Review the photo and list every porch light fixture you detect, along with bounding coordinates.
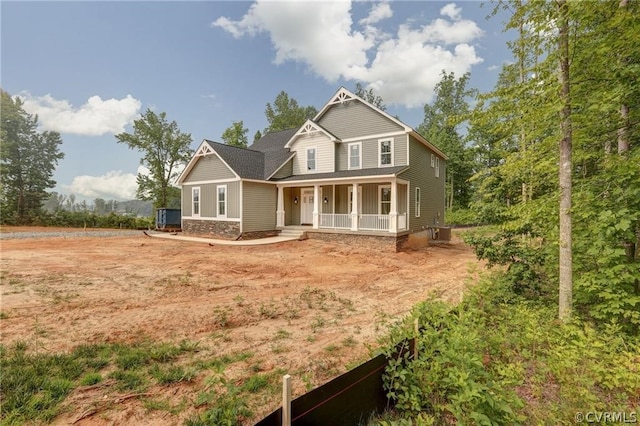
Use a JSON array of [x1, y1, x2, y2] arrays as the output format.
[[294, 196, 298, 204], [323, 196, 328, 204]]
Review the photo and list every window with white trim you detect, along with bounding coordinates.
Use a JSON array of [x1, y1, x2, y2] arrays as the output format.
[[415, 187, 421, 218], [192, 187, 200, 217], [431, 154, 435, 168], [435, 157, 440, 178], [348, 142, 361, 169], [379, 139, 393, 167], [380, 185, 391, 215], [217, 185, 227, 218], [306, 148, 316, 172]]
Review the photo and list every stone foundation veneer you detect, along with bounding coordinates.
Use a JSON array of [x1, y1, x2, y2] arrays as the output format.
[[238, 230, 280, 240], [306, 232, 409, 253], [183, 219, 241, 240]]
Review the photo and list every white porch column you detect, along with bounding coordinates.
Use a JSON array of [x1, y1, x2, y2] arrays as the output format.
[[389, 180, 398, 233], [351, 183, 359, 231], [276, 185, 285, 227], [312, 184, 320, 229]]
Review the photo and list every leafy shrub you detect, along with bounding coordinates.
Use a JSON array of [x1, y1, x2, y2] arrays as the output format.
[[380, 277, 640, 425]]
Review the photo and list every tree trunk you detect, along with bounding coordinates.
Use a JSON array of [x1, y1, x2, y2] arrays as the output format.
[[557, 0, 573, 322], [618, 104, 630, 153]]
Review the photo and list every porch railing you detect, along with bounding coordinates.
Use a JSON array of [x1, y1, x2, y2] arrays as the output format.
[[359, 214, 389, 231], [319, 213, 408, 232], [320, 213, 351, 229]]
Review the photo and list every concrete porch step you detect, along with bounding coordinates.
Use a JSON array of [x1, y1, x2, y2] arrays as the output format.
[[278, 229, 306, 239]]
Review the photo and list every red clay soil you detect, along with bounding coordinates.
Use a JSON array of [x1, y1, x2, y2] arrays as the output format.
[[0, 227, 483, 425]]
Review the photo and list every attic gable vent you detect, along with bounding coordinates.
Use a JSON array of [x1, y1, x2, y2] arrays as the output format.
[[330, 90, 355, 105], [299, 122, 320, 135], [196, 144, 213, 156]]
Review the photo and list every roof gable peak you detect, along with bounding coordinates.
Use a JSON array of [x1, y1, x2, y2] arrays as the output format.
[[284, 119, 339, 148]]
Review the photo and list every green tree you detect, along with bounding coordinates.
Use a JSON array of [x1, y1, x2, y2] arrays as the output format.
[[264, 91, 317, 133], [467, 0, 639, 330], [221, 120, 248, 148], [253, 130, 263, 143], [116, 109, 193, 209], [354, 82, 386, 111], [417, 71, 476, 210], [0, 90, 64, 224]]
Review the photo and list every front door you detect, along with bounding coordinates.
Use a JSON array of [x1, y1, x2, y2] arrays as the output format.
[[300, 189, 314, 225]]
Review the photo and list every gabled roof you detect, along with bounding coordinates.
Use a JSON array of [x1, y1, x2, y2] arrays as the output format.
[[314, 87, 449, 160], [177, 140, 240, 184], [249, 128, 297, 179], [206, 140, 265, 180], [284, 120, 340, 148]]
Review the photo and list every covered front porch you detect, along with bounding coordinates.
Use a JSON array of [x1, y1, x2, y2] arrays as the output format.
[[276, 179, 408, 233]]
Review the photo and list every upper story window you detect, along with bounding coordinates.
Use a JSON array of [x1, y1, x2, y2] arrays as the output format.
[[217, 185, 227, 218], [307, 147, 316, 172], [348, 142, 361, 170], [435, 157, 440, 178], [192, 187, 200, 217], [431, 154, 435, 168], [379, 139, 393, 167]]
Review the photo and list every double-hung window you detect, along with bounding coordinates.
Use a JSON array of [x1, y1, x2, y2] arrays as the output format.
[[217, 185, 227, 218], [192, 187, 200, 217], [306, 148, 316, 172], [435, 157, 440, 178], [415, 187, 421, 217], [379, 139, 393, 166], [348, 142, 361, 169]]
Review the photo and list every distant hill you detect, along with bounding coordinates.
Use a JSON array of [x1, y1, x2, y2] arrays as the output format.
[[116, 200, 154, 217]]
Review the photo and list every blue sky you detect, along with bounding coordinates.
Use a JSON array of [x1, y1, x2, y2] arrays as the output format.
[[2, 1, 514, 202]]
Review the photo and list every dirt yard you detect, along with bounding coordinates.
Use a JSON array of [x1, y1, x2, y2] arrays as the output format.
[[0, 227, 483, 425]]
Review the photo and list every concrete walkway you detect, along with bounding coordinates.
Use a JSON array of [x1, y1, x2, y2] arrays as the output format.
[[145, 231, 301, 246]]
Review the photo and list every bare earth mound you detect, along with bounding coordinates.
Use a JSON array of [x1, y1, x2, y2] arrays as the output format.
[[0, 228, 482, 425]]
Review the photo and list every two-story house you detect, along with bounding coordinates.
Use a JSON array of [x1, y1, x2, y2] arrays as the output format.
[[177, 87, 447, 251]]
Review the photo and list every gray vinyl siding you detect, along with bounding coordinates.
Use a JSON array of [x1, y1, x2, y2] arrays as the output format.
[[182, 154, 236, 183], [335, 134, 407, 171], [320, 185, 333, 214], [398, 184, 407, 215], [361, 184, 378, 214], [271, 158, 293, 179], [182, 186, 193, 216], [291, 134, 334, 175], [284, 187, 300, 225], [242, 181, 277, 232], [318, 101, 404, 140], [399, 135, 446, 232], [335, 185, 349, 214], [182, 181, 240, 219]]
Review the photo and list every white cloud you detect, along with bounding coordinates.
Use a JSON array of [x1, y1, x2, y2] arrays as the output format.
[[440, 3, 462, 21], [18, 92, 141, 136], [66, 163, 185, 201], [213, 1, 483, 107], [66, 168, 142, 200], [359, 2, 392, 26]]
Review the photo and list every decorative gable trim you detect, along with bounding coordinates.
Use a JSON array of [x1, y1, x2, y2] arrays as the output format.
[[314, 87, 411, 133], [177, 140, 240, 185], [195, 142, 214, 156], [284, 119, 339, 148]]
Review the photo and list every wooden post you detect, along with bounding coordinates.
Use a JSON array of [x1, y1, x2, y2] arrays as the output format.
[[413, 318, 419, 360], [282, 374, 291, 426]]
